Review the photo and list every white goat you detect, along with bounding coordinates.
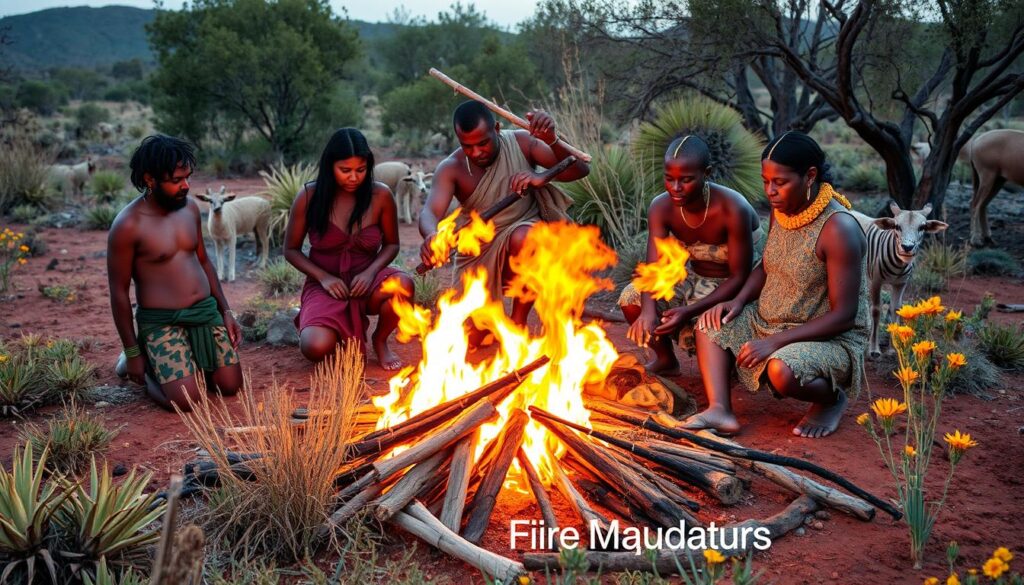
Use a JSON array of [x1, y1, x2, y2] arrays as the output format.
[[49, 158, 96, 196], [374, 161, 432, 225], [196, 186, 271, 282], [850, 202, 948, 359]]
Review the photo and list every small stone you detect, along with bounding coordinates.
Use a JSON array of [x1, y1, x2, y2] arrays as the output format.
[[60, 249, 68, 254], [94, 401, 110, 408], [804, 515, 815, 525], [10, 323, 20, 328], [814, 510, 831, 520], [112, 464, 128, 477], [831, 572, 839, 579], [812, 521, 824, 530], [46, 258, 58, 270], [795, 527, 806, 536], [265, 309, 300, 346]]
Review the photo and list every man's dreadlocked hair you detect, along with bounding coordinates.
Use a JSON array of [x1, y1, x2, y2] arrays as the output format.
[[129, 134, 197, 192]]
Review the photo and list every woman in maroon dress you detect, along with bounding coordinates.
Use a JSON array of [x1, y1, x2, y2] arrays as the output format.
[[284, 128, 414, 369]]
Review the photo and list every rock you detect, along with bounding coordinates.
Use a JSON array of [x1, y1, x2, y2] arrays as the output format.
[[804, 515, 814, 525], [112, 464, 128, 477], [94, 401, 111, 408], [814, 510, 831, 521], [795, 527, 806, 537], [10, 323, 20, 328], [265, 308, 300, 346], [46, 258, 58, 270], [811, 521, 824, 530], [114, 352, 127, 377]]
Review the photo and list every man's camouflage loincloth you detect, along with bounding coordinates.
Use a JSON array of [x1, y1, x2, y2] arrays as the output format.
[[141, 324, 238, 384]]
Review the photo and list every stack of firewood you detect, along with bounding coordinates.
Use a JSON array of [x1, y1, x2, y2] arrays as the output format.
[[181, 355, 900, 582]]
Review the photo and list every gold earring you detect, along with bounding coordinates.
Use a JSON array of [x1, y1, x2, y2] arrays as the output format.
[[806, 183, 812, 202], [703, 181, 710, 203]]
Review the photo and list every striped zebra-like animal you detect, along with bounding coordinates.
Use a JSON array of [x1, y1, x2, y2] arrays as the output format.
[[850, 202, 948, 359]]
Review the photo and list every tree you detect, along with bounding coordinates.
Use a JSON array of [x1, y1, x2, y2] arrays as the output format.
[[16, 80, 64, 115], [713, 0, 1024, 212], [111, 59, 145, 81], [148, 0, 361, 161]]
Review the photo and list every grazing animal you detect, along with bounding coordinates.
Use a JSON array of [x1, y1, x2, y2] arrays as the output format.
[[850, 202, 948, 359], [196, 186, 271, 282], [49, 158, 96, 196], [967, 129, 1024, 247], [374, 161, 433, 225]]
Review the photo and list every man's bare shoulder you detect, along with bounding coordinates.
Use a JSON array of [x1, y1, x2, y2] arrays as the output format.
[[109, 196, 144, 239], [435, 152, 463, 176]]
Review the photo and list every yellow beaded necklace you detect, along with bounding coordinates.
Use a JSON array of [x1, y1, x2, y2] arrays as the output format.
[[774, 182, 852, 230]]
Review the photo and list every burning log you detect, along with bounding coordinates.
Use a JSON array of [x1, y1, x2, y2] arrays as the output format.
[[392, 501, 526, 582], [644, 439, 737, 474], [532, 406, 740, 508], [439, 430, 479, 532], [350, 356, 549, 458], [522, 496, 819, 573], [320, 399, 499, 540], [563, 458, 653, 525], [693, 431, 875, 521], [600, 449, 703, 512], [549, 453, 611, 532], [516, 448, 559, 537], [462, 409, 529, 543], [532, 409, 701, 529], [588, 404, 902, 520], [374, 448, 453, 521]]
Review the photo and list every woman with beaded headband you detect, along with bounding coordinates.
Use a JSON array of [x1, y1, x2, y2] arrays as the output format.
[[620, 134, 762, 374], [689, 131, 868, 438]]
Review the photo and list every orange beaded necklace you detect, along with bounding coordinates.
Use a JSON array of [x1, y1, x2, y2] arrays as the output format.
[[774, 182, 852, 230]]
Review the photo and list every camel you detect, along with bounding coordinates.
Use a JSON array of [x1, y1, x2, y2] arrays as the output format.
[[967, 129, 1024, 247]]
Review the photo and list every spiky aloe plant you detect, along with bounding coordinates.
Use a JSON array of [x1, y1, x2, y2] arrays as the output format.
[[260, 161, 317, 244], [632, 95, 766, 204], [0, 443, 74, 584], [81, 556, 145, 585], [56, 458, 165, 575]]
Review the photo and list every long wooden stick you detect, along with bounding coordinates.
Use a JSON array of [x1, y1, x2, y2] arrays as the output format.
[[439, 430, 479, 532], [393, 501, 526, 582], [429, 67, 592, 163], [517, 448, 559, 538], [374, 448, 452, 521], [549, 451, 610, 533], [583, 403, 902, 520], [462, 409, 529, 543], [149, 474, 183, 585]]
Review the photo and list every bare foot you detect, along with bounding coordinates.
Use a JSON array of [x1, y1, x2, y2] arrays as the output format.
[[681, 407, 741, 436], [373, 332, 403, 372], [644, 353, 681, 377], [793, 391, 848, 438]]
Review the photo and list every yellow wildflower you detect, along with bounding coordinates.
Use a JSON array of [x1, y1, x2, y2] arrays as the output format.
[[945, 310, 962, 322], [856, 412, 870, 426], [946, 574, 960, 585], [18, 244, 29, 252], [518, 577, 531, 585], [946, 353, 967, 370], [894, 325, 915, 343], [897, 304, 921, 320], [923, 578, 939, 585], [0, 354, 7, 363], [703, 549, 725, 565], [918, 296, 946, 315], [17, 258, 27, 265], [968, 569, 977, 576], [944, 430, 978, 450], [983, 557, 1008, 579], [912, 340, 936, 359], [905, 445, 917, 457], [993, 547, 1013, 562], [871, 398, 908, 419], [894, 366, 920, 387]]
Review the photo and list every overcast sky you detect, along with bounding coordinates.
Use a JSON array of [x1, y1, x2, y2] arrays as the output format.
[[2, 0, 538, 28]]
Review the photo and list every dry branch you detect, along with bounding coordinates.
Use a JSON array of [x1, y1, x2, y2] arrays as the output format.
[[517, 448, 559, 537], [462, 409, 529, 543], [439, 430, 479, 532], [550, 453, 611, 533], [374, 448, 452, 521]]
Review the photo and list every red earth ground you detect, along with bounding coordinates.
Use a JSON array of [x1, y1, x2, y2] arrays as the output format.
[[1, 174, 1022, 584]]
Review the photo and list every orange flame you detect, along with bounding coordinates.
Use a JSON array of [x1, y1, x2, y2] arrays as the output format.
[[426, 209, 497, 267], [375, 222, 618, 484], [631, 237, 690, 301]]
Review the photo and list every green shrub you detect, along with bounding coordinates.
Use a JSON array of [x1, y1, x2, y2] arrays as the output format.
[[127, 125, 146, 140], [976, 322, 1024, 371], [633, 95, 766, 204], [608, 232, 648, 290], [260, 162, 316, 244], [90, 170, 125, 202], [0, 351, 46, 417], [912, 268, 947, 294], [239, 297, 284, 342], [41, 284, 78, 303], [967, 248, 1020, 276], [22, 401, 119, 475], [0, 137, 56, 211], [841, 163, 887, 192], [16, 80, 65, 115], [257, 258, 304, 297], [44, 354, 96, 402], [10, 204, 37, 224], [75, 102, 110, 137], [912, 241, 967, 292], [85, 204, 119, 230], [413, 270, 444, 308]]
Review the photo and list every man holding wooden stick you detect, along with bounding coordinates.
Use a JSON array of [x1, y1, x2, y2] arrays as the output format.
[[419, 99, 590, 327]]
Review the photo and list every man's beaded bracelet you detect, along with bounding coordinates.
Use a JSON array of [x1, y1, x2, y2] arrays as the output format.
[[124, 345, 141, 358]]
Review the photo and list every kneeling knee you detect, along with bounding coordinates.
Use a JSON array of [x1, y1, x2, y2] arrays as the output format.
[[301, 340, 333, 362], [765, 359, 796, 396]]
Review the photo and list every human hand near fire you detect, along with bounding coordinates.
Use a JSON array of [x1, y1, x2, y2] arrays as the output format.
[[654, 306, 690, 336], [319, 274, 349, 300], [735, 337, 782, 369], [349, 270, 375, 297], [697, 300, 743, 332], [627, 309, 658, 348]]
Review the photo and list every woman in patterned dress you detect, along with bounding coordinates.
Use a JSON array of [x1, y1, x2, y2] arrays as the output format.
[[687, 132, 868, 438]]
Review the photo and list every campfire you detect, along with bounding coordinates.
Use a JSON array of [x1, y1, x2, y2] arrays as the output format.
[[188, 222, 898, 581]]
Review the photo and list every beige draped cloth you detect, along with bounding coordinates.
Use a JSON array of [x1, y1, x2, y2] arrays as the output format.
[[454, 130, 573, 299]]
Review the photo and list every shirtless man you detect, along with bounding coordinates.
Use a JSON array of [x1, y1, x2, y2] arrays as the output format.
[[418, 100, 590, 325], [108, 135, 243, 412]]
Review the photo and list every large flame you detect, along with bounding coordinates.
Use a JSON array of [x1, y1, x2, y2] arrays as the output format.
[[631, 237, 690, 301], [424, 208, 497, 268], [375, 222, 619, 483]]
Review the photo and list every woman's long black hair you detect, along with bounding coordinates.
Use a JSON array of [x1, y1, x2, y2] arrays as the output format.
[[306, 128, 375, 236], [761, 131, 835, 184]]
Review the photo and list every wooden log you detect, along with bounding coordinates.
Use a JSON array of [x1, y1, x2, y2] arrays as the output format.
[[587, 403, 901, 520], [462, 409, 529, 543], [522, 496, 819, 573], [549, 454, 611, 533], [393, 501, 526, 582], [351, 356, 549, 457], [601, 448, 702, 512], [321, 399, 498, 539], [644, 440, 738, 473], [439, 430, 478, 532], [533, 406, 732, 510], [694, 431, 875, 521], [374, 448, 452, 521], [563, 458, 652, 525], [533, 411, 701, 529], [516, 448, 559, 537]]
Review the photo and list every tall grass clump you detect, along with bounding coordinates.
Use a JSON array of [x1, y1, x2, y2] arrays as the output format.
[[976, 322, 1024, 371], [913, 241, 967, 293], [85, 204, 120, 230], [90, 171, 125, 202], [633, 95, 765, 204], [21, 401, 119, 475], [180, 343, 365, 562], [257, 258, 304, 297], [260, 162, 316, 245], [0, 136, 56, 212], [967, 248, 1020, 276]]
